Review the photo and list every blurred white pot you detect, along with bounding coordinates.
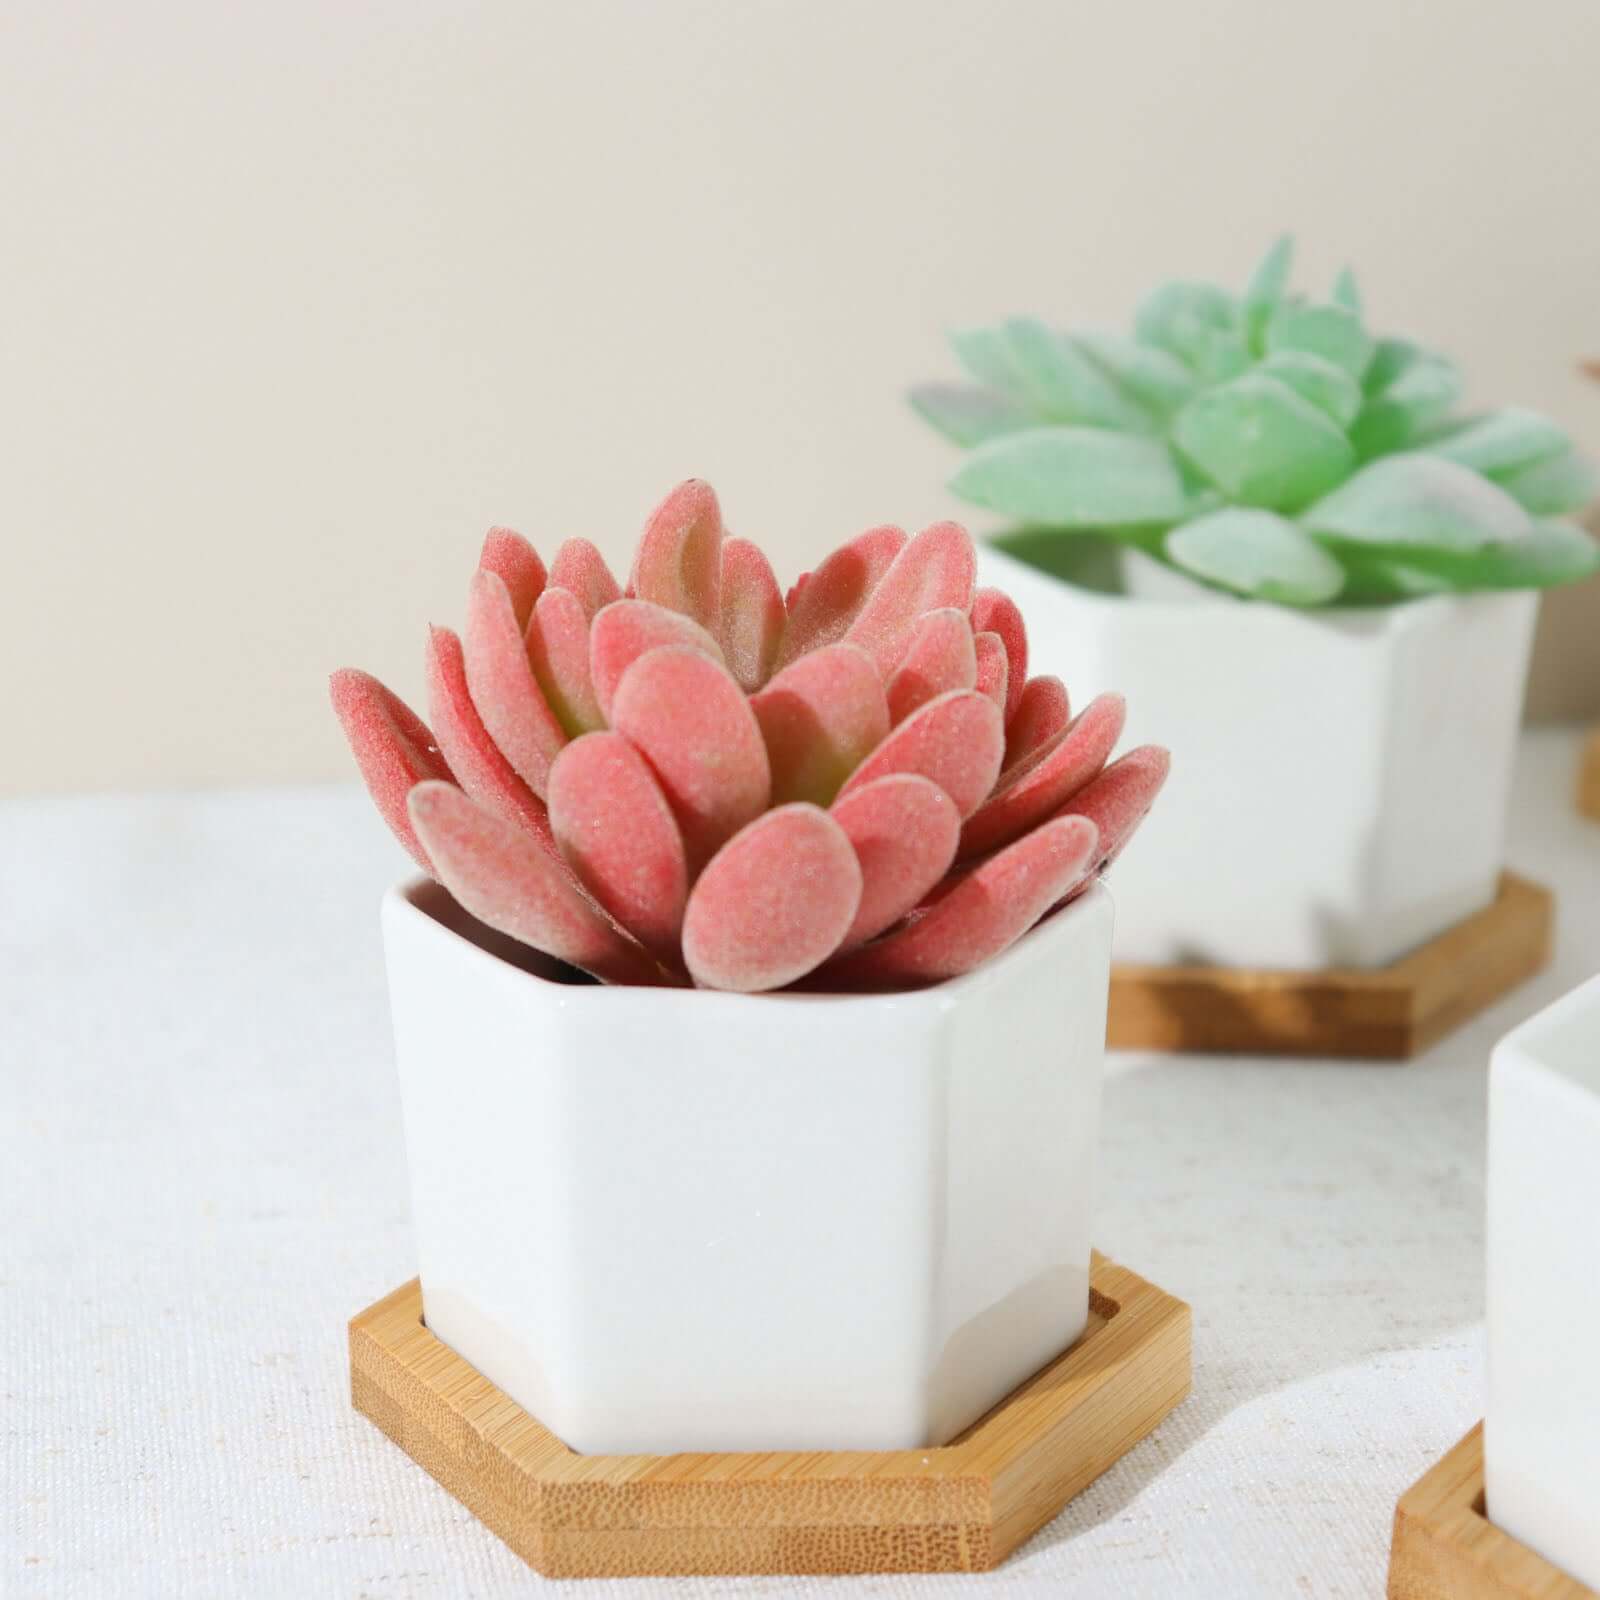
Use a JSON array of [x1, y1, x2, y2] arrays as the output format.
[[1486, 973, 1600, 1590], [979, 539, 1537, 971], [382, 876, 1114, 1456]]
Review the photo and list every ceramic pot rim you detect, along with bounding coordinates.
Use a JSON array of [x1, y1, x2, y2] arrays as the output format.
[[385, 873, 1112, 1017]]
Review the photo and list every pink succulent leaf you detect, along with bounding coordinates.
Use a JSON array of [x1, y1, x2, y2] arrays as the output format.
[[970, 587, 1028, 727], [526, 586, 605, 736], [425, 624, 561, 850], [843, 521, 978, 677], [589, 598, 727, 723], [750, 642, 890, 807], [775, 524, 908, 668], [972, 630, 1009, 714], [478, 526, 546, 628], [1004, 675, 1071, 773], [610, 645, 772, 874], [547, 537, 622, 622], [329, 669, 453, 875], [835, 688, 1004, 820], [628, 478, 723, 631], [1052, 744, 1171, 873], [407, 781, 672, 986], [718, 537, 786, 691], [463, 571, 568, 799], [816, 814, 1100, 991], [884, 608, 978, 725], [546, 731, 689, 956], [959, 692, 1127, 861], [830, 774, 960, 950], [339, 482, 1162, 995], [681, 803, 862, 991]]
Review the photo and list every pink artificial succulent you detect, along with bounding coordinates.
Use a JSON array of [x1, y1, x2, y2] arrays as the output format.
[[332, 480, 1169, 993]]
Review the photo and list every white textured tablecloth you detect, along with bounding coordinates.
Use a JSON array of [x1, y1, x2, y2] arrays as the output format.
[[5, 730, 1598, 1599]]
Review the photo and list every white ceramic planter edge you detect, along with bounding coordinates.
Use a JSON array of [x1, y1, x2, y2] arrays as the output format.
[[978, 540, 1536, 970], [1485, 971, 1600, 1592], [382, 876, 1116, 1455]]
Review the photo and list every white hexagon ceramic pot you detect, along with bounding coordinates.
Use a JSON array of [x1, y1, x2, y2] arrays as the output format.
[[382, 876, 1115, 1455], [978, 542, 1536, 971]]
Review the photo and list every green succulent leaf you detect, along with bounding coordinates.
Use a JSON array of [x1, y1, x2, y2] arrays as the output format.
[[1302, 453, 1532, 551], [947, 326, 1036, 409], [1331, 266, 1361, 315], [1190, 325, 1253, 384], [1388, 519, 1600, 591], [908, 383, 1036, 448], [913, 237, 1600, 607], [1166, 507, 1345, 605], [1075, 333, 1197, 419], [1389, 355, 1462, 412], [1349, 355, 1463, 458], [1347, 401, 1414, 460], [1264, 302, 1373, 381], [1332, 551, 1454, 604], [1491, 447, 1600, 516], [999, 318, 1154, 431], [1383, 350, 1461, 411], [949, 426, 1190, 528], [1173, 374, 1355, 510], [1244, 235, 1294, 312], [1256, 351, 1363, 427], [1243, 235, 1294, 351], [1363, 338, 1421, 395], [1134, 280, 1239, 369], [1421, 407, 1571, 476]]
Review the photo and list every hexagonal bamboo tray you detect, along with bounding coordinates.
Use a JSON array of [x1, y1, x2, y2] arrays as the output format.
[[349, 1252, 1190, 1577], [1107, 873, 1552, 1058], [1387, 1422, 1596, 1599]]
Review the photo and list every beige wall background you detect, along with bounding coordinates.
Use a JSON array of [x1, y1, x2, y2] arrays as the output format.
[[3, 0, 1598, 795]]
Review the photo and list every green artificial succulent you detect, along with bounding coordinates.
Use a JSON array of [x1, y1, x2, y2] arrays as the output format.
[[911, 238, 1600, 606]]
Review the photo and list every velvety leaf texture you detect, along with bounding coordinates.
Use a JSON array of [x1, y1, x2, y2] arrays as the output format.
[[951, 427, 1190, 528], [1166, 509, 1346, 605], [335, 484, 1169, 991], [909, 383, 1036, 448], [1303, 455, 1531, 551], [1174, 374, 1354, 511], [1492, 450, 1600, 517], [910, 237, 1596, 607]]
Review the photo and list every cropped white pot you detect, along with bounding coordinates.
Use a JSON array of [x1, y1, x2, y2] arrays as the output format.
[[978, 541, 1537, 970], [382, 877, 1115, 1456], [1486, 972, 1600, 1591]]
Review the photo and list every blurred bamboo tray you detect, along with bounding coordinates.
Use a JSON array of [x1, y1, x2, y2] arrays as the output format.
[[1387, 1422, 1595, 1599], [349, 1253, 1190, 1578], [1579, 729, 1600, 821], [1107, 873, 1552, 1059]]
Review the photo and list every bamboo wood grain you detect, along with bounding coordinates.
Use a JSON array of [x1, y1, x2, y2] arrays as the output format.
[[1388, 1422, 1596, 1600], [1107, 873, 1552, 1059], [349, 1253, 1191, 1577], [1579, 731, 1600, 822]]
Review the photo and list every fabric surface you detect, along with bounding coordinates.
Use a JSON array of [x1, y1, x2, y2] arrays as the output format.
[[4, 730, 1597, 1599]]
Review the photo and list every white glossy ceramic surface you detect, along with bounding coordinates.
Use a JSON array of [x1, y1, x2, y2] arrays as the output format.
[[381, 878, 1115, 1456], [979, 542, 1537, 970], [1485, 972, 1600, 1591]]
